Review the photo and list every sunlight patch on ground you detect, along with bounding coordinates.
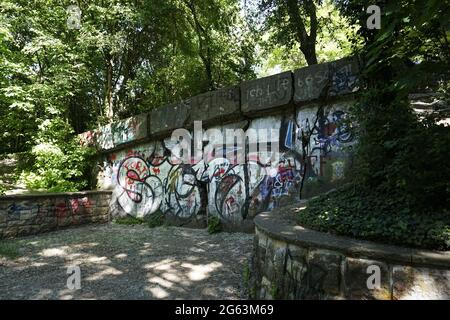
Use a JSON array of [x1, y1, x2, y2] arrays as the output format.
[[189, 247, 205, 253], [85, 267, 123, 281], [143, 258, 176, 271], [33, 289, 53, 299], [86, 256, 110, 263], [40, 247, 68, 257], [148, 276, 174, 288], [181, 262, 223, 281], [71, 243, 99, 249], [146, 286, 170, 299], [162, 272, 181, 282]]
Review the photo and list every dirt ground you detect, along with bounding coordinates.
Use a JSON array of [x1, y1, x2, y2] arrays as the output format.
[[0, 224, 253, 300]]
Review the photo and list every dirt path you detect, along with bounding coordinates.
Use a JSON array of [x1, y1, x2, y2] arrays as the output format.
[[0, 224, 253, 300]]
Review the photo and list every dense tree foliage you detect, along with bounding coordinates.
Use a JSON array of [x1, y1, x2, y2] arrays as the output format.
[[247, 0, 359, 71], [339, 0, 449, 210], [0, 0, 257, 154]]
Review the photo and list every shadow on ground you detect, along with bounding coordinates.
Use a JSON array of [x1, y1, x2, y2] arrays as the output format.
[[0, 224, 253, 299]]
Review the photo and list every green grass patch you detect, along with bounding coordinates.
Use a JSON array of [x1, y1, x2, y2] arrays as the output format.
[[0, 240, 21, 259], [113, 216, 145, 225], [297, 184, 450, 251]]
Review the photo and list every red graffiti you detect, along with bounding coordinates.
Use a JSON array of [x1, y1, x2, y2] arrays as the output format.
[[81, 197, 92, 211], [55, 202, 68, 219], [70, 199, 80, 214], [213, 168, 226, 177]]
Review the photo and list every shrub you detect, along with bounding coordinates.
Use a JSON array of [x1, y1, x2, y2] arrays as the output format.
[[144, 211, 166, 228], [299, 80, 450, 251], [18, 119, 96, 192], [207, 216, 222, 234], [349, 86, 450, 215]]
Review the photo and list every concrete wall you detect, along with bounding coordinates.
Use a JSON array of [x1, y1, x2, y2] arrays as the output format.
[[0, 191, 111, 239], [250, 210, 450, 300], [80, 57, 361, 228]]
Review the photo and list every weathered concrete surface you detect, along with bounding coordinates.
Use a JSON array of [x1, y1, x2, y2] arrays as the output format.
[[149, 100, 191, 136], [241, 72, 293, 114], [81, 113, 148, 151], [294, 63, 329, 103], [111, 113, 148, 146], [190, 86, 240, 125], [0, 224, 252, 300]]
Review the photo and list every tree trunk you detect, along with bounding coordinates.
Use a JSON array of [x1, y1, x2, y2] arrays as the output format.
[[286, 0, 318, 66], [302, 44, 318, 65], [185, 0, 215, 90], [105, 56, 114, 121]]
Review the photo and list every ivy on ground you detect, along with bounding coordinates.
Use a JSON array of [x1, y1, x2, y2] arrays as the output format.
[[298, 184, 450, 250]]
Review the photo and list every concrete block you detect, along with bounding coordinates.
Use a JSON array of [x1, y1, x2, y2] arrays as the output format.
[[190, 86, 240, 125], [329, 57, 360, 96], [294, 62, 330, 103], [149, 100, 191, 136], [241, 72, 293, 114]]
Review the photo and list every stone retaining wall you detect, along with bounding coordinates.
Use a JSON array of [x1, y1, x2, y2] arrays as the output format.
[[0, 191, 112, 239], [249, 210, 450, 300]]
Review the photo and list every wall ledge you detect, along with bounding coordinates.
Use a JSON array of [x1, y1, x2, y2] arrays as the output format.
[[254, 209, 450, 269], [0, 190, 112, 201]]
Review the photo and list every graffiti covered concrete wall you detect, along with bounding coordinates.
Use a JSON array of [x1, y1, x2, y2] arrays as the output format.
[[81, 57, 360, 229]]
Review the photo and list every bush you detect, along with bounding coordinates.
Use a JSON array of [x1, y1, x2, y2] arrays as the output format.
[[207, 216, 222, 234], [18, 119, 96, 192], [349, 86, 450, 215], [298, 81, 449, 251], [144, 211, 166, 228], [297, 184, 450, 250]]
